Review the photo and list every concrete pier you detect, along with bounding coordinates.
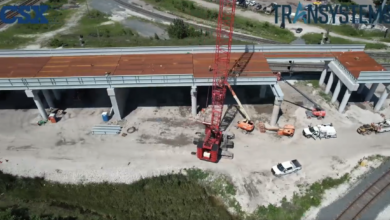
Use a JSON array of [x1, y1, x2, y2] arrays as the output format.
[[25, 90, 48, 120], [191, 86, 197, 117], [107, 88, 129, 120]]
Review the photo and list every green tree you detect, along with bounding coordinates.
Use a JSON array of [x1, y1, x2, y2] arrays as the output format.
[[167, 19, 189, 39]]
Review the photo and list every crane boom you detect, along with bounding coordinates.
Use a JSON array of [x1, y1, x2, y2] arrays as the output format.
[[197, 0, 237, 163], [225, 82, 251, 121], [284, 80, 322, 109]]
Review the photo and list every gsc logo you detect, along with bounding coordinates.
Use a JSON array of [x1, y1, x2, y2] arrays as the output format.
[[0, 5, 49, 24]]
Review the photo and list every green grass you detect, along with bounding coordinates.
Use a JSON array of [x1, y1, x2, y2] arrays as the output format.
[[0, 0, 81, 49], [48, 10, 247, 48], [301, 33, 388, 50], [248, 174, 350, 220], [143, 0, 295, 43], [0, 169, 236, 220], [317, 24, 390, 42]]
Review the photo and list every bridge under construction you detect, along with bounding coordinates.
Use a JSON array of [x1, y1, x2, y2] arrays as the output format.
[[0, 45, 389, 126]]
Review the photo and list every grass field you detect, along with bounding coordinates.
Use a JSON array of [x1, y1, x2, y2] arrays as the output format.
[[317, 24, 390, 42], [0, 167, 352, 220], [0, 169, 237, 220], [301, 33, 388, 50], [47, 10, 247, 48], [0, 0, 80, 49], [143, 0, 295, 43]]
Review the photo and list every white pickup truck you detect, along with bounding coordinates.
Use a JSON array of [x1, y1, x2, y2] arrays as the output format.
[[271, 159, 302, 176], [303, 123, 337, 140]]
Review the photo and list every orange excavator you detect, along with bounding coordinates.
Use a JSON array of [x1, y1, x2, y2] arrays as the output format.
[[225, 82, 254, 133], [258, 122, 295, 137]]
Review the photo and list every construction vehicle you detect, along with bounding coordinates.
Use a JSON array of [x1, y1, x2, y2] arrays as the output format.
[[194, 0, 238, 163], [303, 123, 337, 140], [284, 80, 326, 119], [258, 122, 295, 137], [225, 82, 254, 133], [357, 119, 390, 135]]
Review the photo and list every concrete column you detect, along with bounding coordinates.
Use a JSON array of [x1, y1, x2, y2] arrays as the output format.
[[52, 89, 61, 101], [319, 68, 327, 86], [107, 88, 129, 120], [25, 90, 48, 120], [325, 71, 334, 94], [331, 79, 342, 103], [374, 88, 389, 112], [365, 83, 379, 102], [191, 86, 197, 117], [260, 85, 267, 99], [357, 84, 365, 94], [42, 90, 55, 108], [270, 98, 282, 127], [339, 89, 352, 113]]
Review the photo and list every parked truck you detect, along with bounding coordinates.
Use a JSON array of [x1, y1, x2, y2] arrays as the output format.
[[271, 159, 302, 176], [303, 123, 337, 140], [357, 119, 390, 135]]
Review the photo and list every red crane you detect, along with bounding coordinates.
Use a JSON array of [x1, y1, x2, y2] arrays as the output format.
[[196, 0, 237, 163]]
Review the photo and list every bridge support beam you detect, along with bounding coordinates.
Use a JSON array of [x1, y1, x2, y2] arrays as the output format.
[[270, 98, 282, 127], [191, 86, 197, 117], [52, 89, 62, 101], [319, 62, 329, 86], [365, 83, 379, 102], [25, 90, 48, 120], [107, 88, 129, 120], [339, 89, 351, 113], [331, 79, 342, 103], [357, 84, 365, 94], [325, 71, 334, 94], [42, 90, 55, 108], [374, 86, 389, 112], [260, 85, 267, 99]]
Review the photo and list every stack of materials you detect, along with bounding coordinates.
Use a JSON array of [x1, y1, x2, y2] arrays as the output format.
[[91, 125, 122, 135]]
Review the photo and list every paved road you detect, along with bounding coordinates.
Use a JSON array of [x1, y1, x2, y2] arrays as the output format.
[[316, 159, 390, 220]]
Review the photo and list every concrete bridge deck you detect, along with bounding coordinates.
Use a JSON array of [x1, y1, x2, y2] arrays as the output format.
[[0, 45, 388, 127]]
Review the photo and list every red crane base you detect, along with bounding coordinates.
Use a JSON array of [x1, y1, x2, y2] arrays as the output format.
[[196, 126, 222, 163]]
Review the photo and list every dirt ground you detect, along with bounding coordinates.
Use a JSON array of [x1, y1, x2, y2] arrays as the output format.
[[0, 83, 390, 214]]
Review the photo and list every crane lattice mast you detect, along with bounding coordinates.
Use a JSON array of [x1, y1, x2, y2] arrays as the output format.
[[199, 0, 237, 162]]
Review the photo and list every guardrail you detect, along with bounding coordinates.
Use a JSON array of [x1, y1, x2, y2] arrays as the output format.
[[0, 74, 277, 90], [0, 45, 366, 57]]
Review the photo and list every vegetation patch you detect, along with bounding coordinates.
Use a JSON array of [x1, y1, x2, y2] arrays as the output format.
[[318, 24, 388, 41], [0, 169, 236, 220], [247, 174, 350, 220], [0, 0, 80, 49], [301, 33, 388, 50], [48, 10, 246, 48], [143, 0, 295, 43]]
